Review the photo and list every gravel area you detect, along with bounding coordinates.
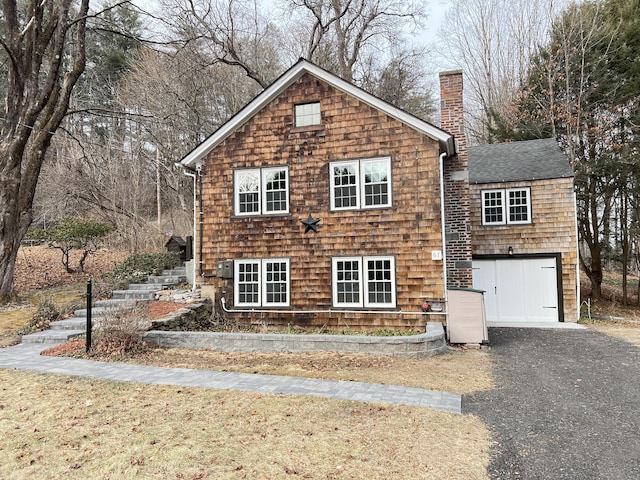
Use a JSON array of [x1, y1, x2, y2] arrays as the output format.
[[463, 327, 640, 479]]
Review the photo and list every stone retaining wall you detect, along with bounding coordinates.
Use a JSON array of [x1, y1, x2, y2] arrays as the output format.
[[143, 322, 447, 358]]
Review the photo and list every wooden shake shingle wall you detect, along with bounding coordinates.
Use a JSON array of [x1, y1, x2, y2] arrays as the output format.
[[181, 60, 579, 329], [197, 71, 451, 330], [469, 139, 579, 322]]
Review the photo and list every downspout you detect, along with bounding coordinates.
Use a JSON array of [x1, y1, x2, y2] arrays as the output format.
[[196, 164, 214, 277], [574, 188, 580, 321], [182, 169, 197, 293], [439, 152, 449, 329]]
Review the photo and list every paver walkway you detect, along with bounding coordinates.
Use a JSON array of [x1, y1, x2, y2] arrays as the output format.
[[0, 343, 461, 413]]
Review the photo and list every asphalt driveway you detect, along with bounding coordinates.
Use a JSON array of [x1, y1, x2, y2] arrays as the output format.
[[463, 328, 640, 479]]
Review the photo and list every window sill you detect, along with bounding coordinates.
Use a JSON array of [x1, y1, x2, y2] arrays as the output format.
[[231, 213, 292, 219], [290, 124, 325, 134]]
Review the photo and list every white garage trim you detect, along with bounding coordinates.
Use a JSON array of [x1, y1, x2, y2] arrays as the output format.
[[472, 254, 564, 324]]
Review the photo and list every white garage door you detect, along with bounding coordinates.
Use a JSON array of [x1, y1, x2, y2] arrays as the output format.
[[472, 258, 559, 323]]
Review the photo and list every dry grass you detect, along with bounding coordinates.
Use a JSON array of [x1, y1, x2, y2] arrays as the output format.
[[128, 347, 494, 395], [0, 369, 491, 480], [583, 320, 640, 347]]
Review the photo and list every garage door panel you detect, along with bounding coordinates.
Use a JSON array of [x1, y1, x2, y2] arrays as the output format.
[[524, 258, 557, 322], [495, 260, 527, 322], [472, 257, 559, 323], [473, 261, 497, 321]]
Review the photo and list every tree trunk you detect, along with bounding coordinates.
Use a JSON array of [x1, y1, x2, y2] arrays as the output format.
[[0, 230, 22, 303], [0, 0, 90, 300]]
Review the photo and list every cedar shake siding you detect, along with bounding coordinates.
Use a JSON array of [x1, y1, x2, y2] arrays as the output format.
[[439, 70, 473, 288], [469, 139, 579, 322], [198, 72, 449, 330]]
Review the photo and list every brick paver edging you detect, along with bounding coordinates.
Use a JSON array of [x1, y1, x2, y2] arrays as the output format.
[[143, 321, 447, 357]]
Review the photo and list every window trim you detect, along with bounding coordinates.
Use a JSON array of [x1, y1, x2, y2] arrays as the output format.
[[507, 187, 532, 225], [481, 187, 532, 225], [332, 256, 364, 308], [329, 157, 392, 211], [332, 255, 396, 309], [234, 258, 290, 307], [234, 166, 289, 216], [261, 167, 289, 215]]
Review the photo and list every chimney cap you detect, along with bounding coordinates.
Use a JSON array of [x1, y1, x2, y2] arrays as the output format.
[[439, 69, 463, 77]]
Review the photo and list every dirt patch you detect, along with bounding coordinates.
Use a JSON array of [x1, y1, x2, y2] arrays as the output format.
[[41, 338, 86, 356], [14, 245, 127, 293], [143, 301, 183, 320]]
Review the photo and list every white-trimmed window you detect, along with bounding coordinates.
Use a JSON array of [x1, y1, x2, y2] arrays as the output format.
[[234, 258, 290, 307], [482, 188, 531, 225], [295, 102, 321, 127], [332, 256, 396, 308], [234, 167, 289, 216], [330, 157, 392, 210]]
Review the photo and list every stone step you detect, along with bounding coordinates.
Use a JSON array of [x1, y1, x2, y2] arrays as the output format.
[[50, 317, 87, 331], [127, 284, 159, 291], [73, 304, 136, 317], [21, 329, 84, 344], [146, 275, 187, 286], [112, 290, 157, 300], [94, 299, 138, 308], [163, 267, 186, 275]]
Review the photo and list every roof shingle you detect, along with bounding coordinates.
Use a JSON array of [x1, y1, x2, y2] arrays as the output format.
[[469, 138, 573, 184]]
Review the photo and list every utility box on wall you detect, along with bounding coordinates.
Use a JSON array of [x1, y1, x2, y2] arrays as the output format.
[[216, 260, 233, 278]]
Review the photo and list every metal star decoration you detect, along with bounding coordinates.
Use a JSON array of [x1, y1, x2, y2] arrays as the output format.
[[301, 213, 321, 234]]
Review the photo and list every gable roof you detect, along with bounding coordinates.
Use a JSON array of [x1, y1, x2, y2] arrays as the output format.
[[469, 138, 574, 184], [181, 59, 455, 167]]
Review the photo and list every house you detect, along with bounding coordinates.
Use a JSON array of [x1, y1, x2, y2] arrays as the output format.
[[469, 139, 579, 323], [179, 59, 578, 330]]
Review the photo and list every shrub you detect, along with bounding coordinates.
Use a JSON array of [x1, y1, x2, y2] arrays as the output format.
[[107, 252, 181, 285], [18, 298, 60, 335], [91, 306, 150, 357], [95, 252, 181, 299]]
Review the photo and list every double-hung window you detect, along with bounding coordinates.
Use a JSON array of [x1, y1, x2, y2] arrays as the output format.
[[234, 258, 290, 307], [332, 256, 396, 308], [330, 157, 392, 210], [482, 188, 531, 225], [234, 167, 289, 216]]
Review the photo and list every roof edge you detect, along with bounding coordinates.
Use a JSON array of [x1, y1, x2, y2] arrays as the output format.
[[181, 59, 455, 167]]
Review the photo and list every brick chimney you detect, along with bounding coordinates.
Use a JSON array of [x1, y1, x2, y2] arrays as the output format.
[[439, 70, 473, 288]]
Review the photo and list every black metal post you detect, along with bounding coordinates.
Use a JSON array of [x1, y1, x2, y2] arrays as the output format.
[[86, 279, 92, 353]]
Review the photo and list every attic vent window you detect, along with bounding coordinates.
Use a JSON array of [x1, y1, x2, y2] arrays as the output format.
[[295, 102, 321, 127]]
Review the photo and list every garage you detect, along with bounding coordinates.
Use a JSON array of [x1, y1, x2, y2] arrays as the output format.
[[472, 256, 561, 323]]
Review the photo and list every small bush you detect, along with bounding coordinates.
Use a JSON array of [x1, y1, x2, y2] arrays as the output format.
[[58, 299, 85, 318], [18, 299, 60, 335], [106, 252, 181, 285], [96, 252, 181, 299], [91, 306, 150, 357]]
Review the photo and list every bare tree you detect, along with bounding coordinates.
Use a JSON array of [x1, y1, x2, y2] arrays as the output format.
[[0, 0, 94, 300], [282, 0, 426, 82], [438, 0, 566, 143], [159, 0, 284, 88]]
